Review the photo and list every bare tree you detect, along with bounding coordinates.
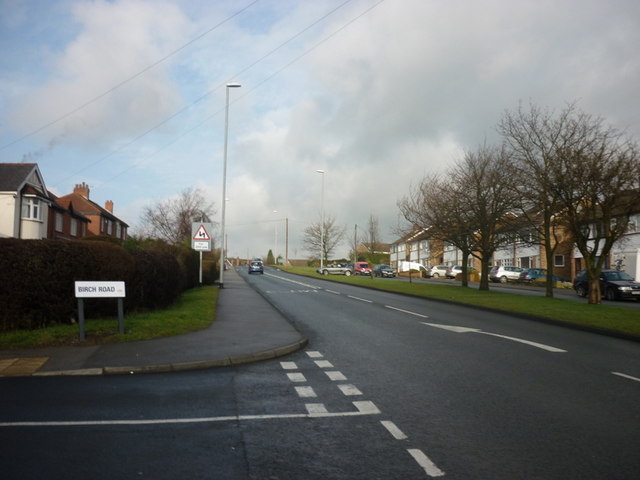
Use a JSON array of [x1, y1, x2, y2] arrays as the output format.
[[498, 102, 581, 297], [399, 173, 477, 286], [303, 215, 346, 263], [140, 187, 216, 245], [400, 144, 521, 289], [546, 109, 640, 304], [365, 214, 381, 253]]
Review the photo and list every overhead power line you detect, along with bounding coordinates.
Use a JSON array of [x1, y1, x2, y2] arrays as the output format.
[[0, 1, 259, 152]]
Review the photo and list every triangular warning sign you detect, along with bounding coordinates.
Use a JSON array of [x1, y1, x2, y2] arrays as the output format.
[[193, 224, 211, 240]]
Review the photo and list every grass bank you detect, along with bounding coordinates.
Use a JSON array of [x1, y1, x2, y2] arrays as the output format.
[[282, 266, 640, 338], [0, 286, 218, 349]]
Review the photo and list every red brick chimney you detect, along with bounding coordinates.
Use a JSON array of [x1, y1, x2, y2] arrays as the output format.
[[105, 200, 113, 213], [74, 182, 90, 199]]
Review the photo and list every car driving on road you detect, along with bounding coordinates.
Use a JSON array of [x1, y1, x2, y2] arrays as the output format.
[[248, 261, 264, 274]]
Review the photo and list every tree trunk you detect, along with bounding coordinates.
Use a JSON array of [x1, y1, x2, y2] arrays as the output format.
[[478, 259, 490, 290], [587, 269, 602, 304]]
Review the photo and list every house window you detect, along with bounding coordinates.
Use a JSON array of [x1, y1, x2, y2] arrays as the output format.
[[554, 255, 565, 267], [70, 218, 78, 236], [55, 212, 63, 232], [116, 223, 121, 239], [21, 197, 42, 221]]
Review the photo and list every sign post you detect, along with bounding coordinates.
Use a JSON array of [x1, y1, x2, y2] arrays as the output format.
[[74, 281, 126, 341], [191, 222, 213, 284]]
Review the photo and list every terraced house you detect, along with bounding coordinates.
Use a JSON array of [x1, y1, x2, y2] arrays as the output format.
[[391, 209, 640, 282]]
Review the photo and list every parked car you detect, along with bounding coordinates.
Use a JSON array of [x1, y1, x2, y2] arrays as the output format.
[[373, 264, 395, 278], [316, 263, 352, 276], [445, 265, 475, 279], [425, 265, 449, 278], [518, 268, 565, 283], [353, 261, 372, 276], [573, 269, 640, 300], [489, 265, 524, 283], [248, 261, 264, 274]]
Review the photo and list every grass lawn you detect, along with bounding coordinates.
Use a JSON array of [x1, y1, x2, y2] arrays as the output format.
[[0, 286, 218, 349], [281, 266, 640, 338]]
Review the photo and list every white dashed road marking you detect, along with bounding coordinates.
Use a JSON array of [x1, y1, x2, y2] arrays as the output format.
[[381, 420, 408, 440], [408, 449, 446, 477], [612, 371, 640, 383]]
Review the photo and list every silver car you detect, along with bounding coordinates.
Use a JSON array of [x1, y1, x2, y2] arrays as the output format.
[[489, 265, 523, 283], [316, 263, 353, 276]]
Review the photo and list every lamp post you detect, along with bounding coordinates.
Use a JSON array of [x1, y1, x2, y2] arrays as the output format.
[[219, 82, 241, 288], [316, 169, 325, 268]]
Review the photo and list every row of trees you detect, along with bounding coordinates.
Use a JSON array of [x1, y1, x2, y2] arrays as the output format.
[[399, 102, 640, 304]]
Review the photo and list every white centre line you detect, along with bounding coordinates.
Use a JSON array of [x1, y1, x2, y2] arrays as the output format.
[[306, 351, 324, 358], [612, 371, 640, 383], [381, 420, 408, 440], [1, 402, 383, 428], [348, 295, 373, 303], [408, 449, 445, 477], [280, 362, 298, 370], [385, 305, 429, 318]]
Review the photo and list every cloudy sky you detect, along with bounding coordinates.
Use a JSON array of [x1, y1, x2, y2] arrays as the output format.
[[1, 0, 639, 260]]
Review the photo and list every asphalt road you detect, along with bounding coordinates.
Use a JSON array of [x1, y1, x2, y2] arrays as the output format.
[[1, 267, 639, 479]]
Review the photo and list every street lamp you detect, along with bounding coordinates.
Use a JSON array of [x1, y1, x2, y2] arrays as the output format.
[[316, 169, 325, 268], [219, 82, 241, 288]]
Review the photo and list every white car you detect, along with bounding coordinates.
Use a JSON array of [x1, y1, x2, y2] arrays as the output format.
[[426, 265, 449, 278]]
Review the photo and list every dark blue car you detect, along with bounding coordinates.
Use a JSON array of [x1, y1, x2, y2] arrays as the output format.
[[518, 268, 565, 283]]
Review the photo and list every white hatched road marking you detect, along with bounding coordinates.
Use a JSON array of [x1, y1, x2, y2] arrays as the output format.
[[305, 403, 328, 414], [408, 449, 445, 477], [325, 371, 347, 381], [612, 371, 640, 383], [295, 386, 317, 398], [314, 360, 333, 368], [381, 420, 408, 440], [338, 384, 363, 396], [287, 372, 307, 382]]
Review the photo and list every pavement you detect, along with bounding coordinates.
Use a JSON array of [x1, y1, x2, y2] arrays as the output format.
[[0, 268, 307, 377]]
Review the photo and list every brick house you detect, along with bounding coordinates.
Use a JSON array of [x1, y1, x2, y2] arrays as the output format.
[[47, 191, 90, 241], [56, 182, 128, 242]]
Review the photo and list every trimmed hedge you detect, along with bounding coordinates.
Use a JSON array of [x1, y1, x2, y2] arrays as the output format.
[[0, 239, 189, 331]]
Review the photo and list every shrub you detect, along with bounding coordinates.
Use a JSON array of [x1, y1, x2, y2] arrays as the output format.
[[0, 238, 190, 332]]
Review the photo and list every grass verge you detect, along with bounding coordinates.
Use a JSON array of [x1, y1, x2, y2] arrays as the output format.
[[0, 286, 218, 349], [282, 266, 640, 338]]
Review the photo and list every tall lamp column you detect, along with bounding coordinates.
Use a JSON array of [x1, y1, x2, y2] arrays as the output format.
[[316, 169, 325, 268], [219, 82, 241, 288]]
